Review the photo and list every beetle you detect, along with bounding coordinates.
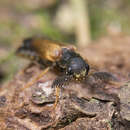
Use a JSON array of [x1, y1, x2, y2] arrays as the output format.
[[16, 37, 119, 107]]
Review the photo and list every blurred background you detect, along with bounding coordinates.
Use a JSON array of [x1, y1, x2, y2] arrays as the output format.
[[0, 0, 130, 84]]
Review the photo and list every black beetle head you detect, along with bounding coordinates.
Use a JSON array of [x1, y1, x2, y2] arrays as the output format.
[[66, 57, 89, 81]]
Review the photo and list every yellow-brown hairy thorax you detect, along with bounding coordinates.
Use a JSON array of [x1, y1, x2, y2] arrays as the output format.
[[31, 39, 63, 62]]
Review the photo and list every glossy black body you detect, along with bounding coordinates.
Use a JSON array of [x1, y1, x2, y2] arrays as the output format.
[[52, 48, 90, 88], [16, 38, 90, 88], [57, 48, 89, 78]]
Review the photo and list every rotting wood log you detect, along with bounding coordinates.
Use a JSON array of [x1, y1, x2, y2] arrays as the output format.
[[0, 63, 129, 130]]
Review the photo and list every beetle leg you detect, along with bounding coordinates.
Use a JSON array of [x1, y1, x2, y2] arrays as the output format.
[[52, 86, 60, 109], [52, 75, 73, 108], [21, 67, 50, 91], [52, 75, 73, 88], [91, 72, 118, 82], [89, 71, 122, 88]]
